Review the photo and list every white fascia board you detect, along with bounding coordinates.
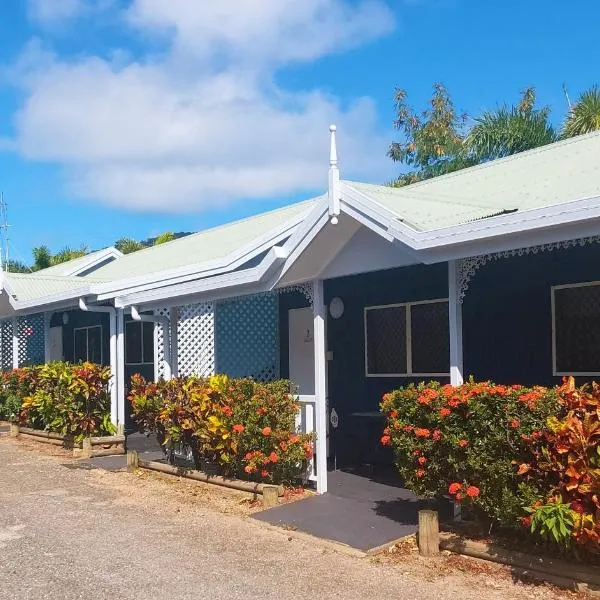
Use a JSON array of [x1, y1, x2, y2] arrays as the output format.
[[93, 215, 305, 300], [65, 247, 124, 276], [115, 245, 289, 309]]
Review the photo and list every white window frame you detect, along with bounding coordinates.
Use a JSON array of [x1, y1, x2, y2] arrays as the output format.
[[551, 280, 600, 376], [125, 320, 155, 367], [364, 298, 450, 378], [73, 325, 103, 363]]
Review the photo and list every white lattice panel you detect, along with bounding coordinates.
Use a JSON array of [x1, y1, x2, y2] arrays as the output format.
[[0, 320, 13, 370], [154, 303, 215, 379], [177, 302, 215, 377]]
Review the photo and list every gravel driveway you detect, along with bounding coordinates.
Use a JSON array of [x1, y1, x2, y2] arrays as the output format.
[[0, 438, 576, 600]]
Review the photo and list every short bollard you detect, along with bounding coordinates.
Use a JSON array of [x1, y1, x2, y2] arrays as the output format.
[[9, 423, 19, 437], [127, 450, 139, 472], [262, 485, 279, 508], [81, 438, 92, 459], [418, 509, 440, 557]]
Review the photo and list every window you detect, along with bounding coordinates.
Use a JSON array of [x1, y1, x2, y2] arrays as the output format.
[[125, 321, 154, 365], [365, 299, 450, 377], [73, 326, 102, 363], [552, 282, 600, 375]]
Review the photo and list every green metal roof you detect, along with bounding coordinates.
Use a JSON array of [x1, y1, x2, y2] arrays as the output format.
[[87, 197, 319, 282], [345, 131, 600, 231], [3, 273, 102, 302]]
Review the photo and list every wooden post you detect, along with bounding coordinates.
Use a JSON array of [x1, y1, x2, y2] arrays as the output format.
[[9, 423, 19, 437], [81, 438, 92, 459], [262, 484, 279, 508], [127, 450, 139, 472], [418, 509, 440, 556]]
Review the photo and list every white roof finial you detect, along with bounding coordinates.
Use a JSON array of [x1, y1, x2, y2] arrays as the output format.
[[328, 124, 340, 225]]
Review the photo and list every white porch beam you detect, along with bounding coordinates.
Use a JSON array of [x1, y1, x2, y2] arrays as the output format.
[[313, 279, 328, 494], [448, 260, 464, 386], [11, 317, 18, 369]]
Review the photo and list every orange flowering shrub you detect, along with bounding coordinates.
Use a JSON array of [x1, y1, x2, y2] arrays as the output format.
[[520, 377, 600, 552], [381, 380, 559, 526], [129, 374, 314, 485]]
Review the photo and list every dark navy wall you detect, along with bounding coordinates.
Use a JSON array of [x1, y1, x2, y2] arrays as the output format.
[[463, 242, 600, 386], [325, 264, 448, 464], [279, 291, 311, 380], [51, 310, 110, 365]]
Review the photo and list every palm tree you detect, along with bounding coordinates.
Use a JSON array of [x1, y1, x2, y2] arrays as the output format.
[[32, 246, 52, 271], [466, 88, 557, 163], [153, 232, 176, 245], [52, 246, 88, 265], [115, 238, 144, 254], [562, 86, 600, 138]]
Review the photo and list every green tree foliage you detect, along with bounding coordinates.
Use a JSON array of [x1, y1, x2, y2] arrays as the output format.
[[115, 237, 144, 254], [563, 86, 600, 137], [388, 83, 473, 186], [153, 231, 176, 245], [466, 88, 557, 162], [32, 245, 52, 271]]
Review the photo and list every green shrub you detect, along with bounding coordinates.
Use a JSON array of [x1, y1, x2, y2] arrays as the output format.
[[129, 373, 314, 485], [380, 380, 560, 528], [1, 362, 114, 440]]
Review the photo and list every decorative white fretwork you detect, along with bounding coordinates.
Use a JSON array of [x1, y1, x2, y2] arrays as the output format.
[[278, 282, 314, 305], [456, 235, 600, 303]]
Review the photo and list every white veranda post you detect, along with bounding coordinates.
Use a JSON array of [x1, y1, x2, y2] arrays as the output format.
[[448, 260, 464, 386], [313, 279, 328, 494]]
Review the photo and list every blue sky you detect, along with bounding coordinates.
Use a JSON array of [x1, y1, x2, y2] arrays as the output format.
[[0, 0, 599, 264]]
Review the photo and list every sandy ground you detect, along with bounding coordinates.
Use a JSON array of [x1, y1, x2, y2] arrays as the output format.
[[0, 435, 590, 600]]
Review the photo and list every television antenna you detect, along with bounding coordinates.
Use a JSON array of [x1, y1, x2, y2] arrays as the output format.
[[0, 193, 11, 271]]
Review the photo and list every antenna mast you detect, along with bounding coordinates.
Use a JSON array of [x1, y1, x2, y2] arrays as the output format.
[[0, 193, 10, 271]]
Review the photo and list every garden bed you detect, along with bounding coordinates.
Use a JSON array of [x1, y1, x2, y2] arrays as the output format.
[[11, 424, 125, 458]]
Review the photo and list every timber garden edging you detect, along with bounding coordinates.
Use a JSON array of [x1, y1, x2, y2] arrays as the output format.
[[10, 424, 126, 458], [128, 450, 283, 502]]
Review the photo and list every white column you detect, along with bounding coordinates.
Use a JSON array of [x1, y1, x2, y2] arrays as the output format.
[[108, 309, 118, 426], [11, 317, 18, 369], [43, 312, 51, 363], [170, 307, 179, 378], [116, 308, 126, 427], [448, 260, 464, 386], [313, 279, 328, 494]]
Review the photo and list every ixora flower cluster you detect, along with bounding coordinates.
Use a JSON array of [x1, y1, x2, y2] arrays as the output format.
[[381, 378, 600, 554], [0, 363, 114, 440], [129, 374, 314, 485]]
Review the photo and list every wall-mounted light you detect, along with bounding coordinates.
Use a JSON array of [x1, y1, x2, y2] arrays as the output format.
[[62, 312, 69, 326], [329, 297, 344, 320]]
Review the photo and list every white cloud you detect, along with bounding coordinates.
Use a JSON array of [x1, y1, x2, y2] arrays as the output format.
[[10, 1, 397, 212]]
